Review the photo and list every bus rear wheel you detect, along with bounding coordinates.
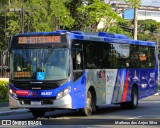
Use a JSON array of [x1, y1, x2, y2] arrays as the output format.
[[80, 91, 93, 116], [120, 87, 138, 109], [128, 87, 138, 109], [31, 110, 45, 118]]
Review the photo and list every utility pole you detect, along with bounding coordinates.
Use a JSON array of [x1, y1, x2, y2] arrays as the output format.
[[8, 0, 11, 7], [57, 5, 60, 30], [134, 7, 138, 40], [5, 9, 7, 43], [125, 0, 140, 40], [21, 4, 24, 33]]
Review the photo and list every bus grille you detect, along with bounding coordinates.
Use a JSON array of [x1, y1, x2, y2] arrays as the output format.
[[19, 98, 55, 105]]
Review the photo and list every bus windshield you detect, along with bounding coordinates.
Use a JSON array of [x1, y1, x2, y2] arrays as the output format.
[[10, 48, 70, 80]]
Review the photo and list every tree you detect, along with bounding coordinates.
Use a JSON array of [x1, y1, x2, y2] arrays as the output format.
[[78, 0, 123, 32], [0, 0, 74, 49], [0, 0, 8, 5], [138, 19, 160, 33], [0, 2, 10, 49], [125, 0, 141, 8], [107, 20, 133, 38], [138, 20, 160, 41], [65, 0, 84, 31], [4, 0, 74, 35]]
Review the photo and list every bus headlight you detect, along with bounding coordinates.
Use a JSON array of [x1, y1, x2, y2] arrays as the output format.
[[9, 89, 13, 94], [56, 92, 63, 99], [9, 89, 18, 99], [64, 87, 70, 95], [56, 86, 71, 100]]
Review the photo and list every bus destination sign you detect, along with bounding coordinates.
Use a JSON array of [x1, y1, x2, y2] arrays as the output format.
[[18, 36, 61, 44]]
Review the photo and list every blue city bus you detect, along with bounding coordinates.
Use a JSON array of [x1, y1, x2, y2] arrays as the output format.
[[8, 30, 158, 118]]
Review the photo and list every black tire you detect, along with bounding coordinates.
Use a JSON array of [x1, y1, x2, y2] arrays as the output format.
[[120, 87, 138, 109], [128, 87, 139, 109], [92, 92, 98, 113], [80, 91, 93, 116], [31, 110, 45, 118], [93, 105, 99, 113]]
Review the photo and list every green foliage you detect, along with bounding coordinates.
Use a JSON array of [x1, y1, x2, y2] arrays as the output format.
[[77, 0, 123, 32], [0, 81, 9, 100], [0, 0, 160, 50], [113, 19, 160, 41], [137, 20, 160, 41], [28, 0, 73, 31], [125, 0, 141, 8], [138, 20, 160, 33], [108, 25, 133, 38], [0, 0, 124, 48], [0, 0, 8, 5], [65, 0, 83, 31], [138, 33, 151, 41], [6, 0, 74, 33]]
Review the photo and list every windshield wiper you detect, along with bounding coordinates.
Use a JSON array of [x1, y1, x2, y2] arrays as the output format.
[[39, 46, 54, 67], [23, 48, 31, 64]]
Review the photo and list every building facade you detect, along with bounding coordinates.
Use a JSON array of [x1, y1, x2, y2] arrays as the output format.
[[104, 0, 160, 22]]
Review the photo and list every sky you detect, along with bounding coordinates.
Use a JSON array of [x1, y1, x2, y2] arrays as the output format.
[[141, 0, 160, 7]]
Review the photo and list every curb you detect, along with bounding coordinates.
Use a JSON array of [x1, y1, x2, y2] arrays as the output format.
[[0, 109, 30, 116], [0, 102, 9, 107]]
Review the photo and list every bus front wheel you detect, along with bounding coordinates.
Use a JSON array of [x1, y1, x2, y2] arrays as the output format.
[[31, 110, 45, 118], [80, 91, 93, 116]]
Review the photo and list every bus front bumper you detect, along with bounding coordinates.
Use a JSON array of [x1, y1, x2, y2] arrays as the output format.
[[9, 94, 72, 109]]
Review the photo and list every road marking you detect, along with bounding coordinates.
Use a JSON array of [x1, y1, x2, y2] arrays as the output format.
[[128, 116, 143, 119], [140, 101, 160, 103]]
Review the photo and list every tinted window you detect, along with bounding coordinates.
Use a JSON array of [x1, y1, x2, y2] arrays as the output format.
[[110, 43, 130, 68], [129, 45, 156, 68], [72, 40, 156, 69], [84, 42, 111, 69]]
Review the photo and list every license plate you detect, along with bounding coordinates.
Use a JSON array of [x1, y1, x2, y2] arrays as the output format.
[[31, 101, 41, 105]]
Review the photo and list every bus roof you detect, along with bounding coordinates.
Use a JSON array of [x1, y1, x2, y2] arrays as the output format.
[[14, 30, 156, 47], [69, 31, 156, 47]]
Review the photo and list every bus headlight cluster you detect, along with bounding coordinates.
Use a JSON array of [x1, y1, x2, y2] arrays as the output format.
[[9, 89, 18, 99], [9, 89, 13, 94], [56, 86, 71, 100]]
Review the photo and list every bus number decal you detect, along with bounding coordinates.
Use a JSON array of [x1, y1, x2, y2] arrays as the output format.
[[18, 37, 27, 44]]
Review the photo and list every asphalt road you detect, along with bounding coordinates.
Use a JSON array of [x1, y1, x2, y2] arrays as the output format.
[[0, 95, 159, 128]]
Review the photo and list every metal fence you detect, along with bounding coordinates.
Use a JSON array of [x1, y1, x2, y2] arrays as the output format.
[[0, 51, 9, 78]]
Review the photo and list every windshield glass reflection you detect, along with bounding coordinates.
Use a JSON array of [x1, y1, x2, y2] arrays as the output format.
[[11, 48, 69, 80]]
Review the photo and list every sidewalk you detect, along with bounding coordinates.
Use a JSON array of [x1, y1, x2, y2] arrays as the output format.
[[0, 78, 29, 116], [0, 103, 29, 116]]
